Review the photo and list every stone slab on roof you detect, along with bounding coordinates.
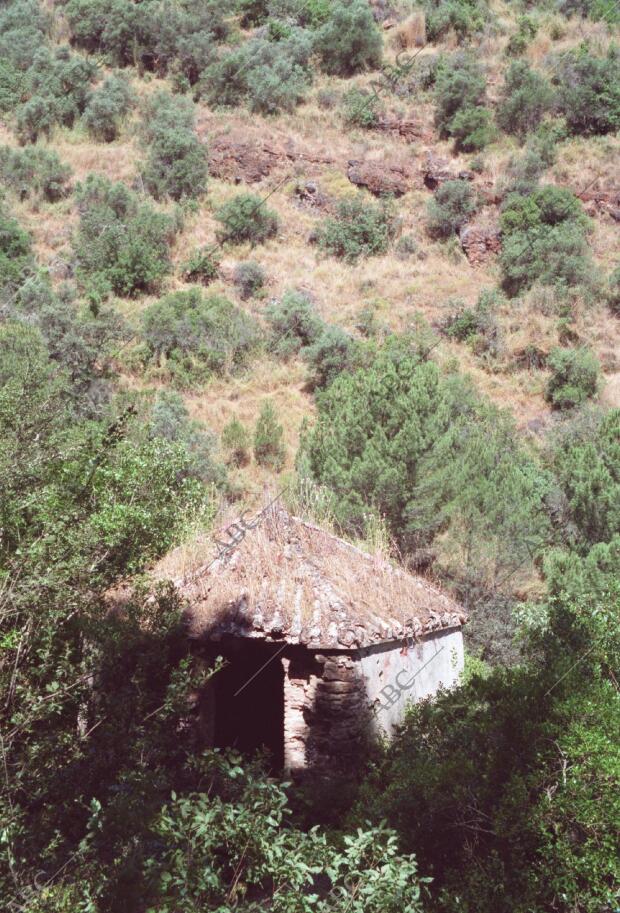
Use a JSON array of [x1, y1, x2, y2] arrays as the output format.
[[177, 507, 467, 650]]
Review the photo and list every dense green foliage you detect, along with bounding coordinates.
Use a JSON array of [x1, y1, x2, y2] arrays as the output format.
[[314, 0, 382, 76], [299, 340, 550, 590], [423, 0, 487, 41], [555, 45, 620, 135], [74, 174, 177, 297], [202, 28, 313, 114], [83, 73, 135, 141], [434, 53, 493, 150], [0, 145, 71, 201], [314, 195, 396, 262], [141, 288, 260, 385], [545, 346, 601, 410], [499, 185, 593, 294], [216, 193, 280, 246], [497, 61, 554, 138], [142, 92, 207, 200]]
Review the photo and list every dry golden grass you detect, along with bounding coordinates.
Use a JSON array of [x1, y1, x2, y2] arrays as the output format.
[[392, 12, 427, 50]]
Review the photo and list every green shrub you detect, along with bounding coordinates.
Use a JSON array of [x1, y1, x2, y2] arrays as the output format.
[[499, 186, 593, 294], [554, 46, 620, 135], [341, 87, 384, 128], [505, 14, 538, 56], [497, 61, 555, 139], [545, 347, 600, 410], [442, 288, 502, 357], [265, 289, 325, 358], [0, 146, 71, 202], [0, 0, 48, 74], [254, 400, 286, 470], [427, 180, 478, 238], [424, 0, 487, 42], [299, 339, 549, 579], [182, 247, 220, 285], [66, 0, 226, 77], [449, 104, 495, 151], [548, 408, 620, 550], [303, 324, 356, 389], [15, 94, 58, 143], [434, 53, 491, 148], [150, 390, 226, 485], [0, 207, 34, 299], [216, 193, 279, 246], [143, 126, 208, 200], [606, 265, 620, 316], [141, 288, 259, 383], [141, 92, 207, 200], [233, 260, 265, 300], [202, 31, 312, 114], [221, 416, 252, 467], [82, 73, 134, 141], [314, 195, 397, 262], [26, 47, 96, 127], [74, 174, 176, 296], [314, 0, 382, 76], [0, 60, 23, 113]]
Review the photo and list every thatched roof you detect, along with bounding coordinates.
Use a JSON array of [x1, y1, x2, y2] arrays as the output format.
[[176, 506, 466, 650]]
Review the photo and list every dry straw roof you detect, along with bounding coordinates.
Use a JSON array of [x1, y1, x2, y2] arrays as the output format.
[[177, 506, 466, 650]]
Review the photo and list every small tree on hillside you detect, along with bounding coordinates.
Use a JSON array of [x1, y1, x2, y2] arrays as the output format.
[[254, 400, 286, 471]]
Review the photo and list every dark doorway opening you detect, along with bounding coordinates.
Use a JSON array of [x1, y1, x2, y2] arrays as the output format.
[[213, 641, 285, 771]]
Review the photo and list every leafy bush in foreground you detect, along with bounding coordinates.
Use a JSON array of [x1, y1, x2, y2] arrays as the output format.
[[202, 30, 312, 114], [222, 416, 252, 467], [182, 246, 220, 285], [142, 91, 207, 200], [314, 195, 397, 262], [423, 0, 487, 42], [265, 289, 325, 358], [434, 53, 492, 150]]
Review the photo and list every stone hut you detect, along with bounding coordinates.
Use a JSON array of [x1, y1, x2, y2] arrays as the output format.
[[178, 506, 467, 778]]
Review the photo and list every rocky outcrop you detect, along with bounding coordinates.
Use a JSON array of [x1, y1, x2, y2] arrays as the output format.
[[347, 159, 411, 196], [207, 131, 334, 184], [423, 152, 474, 190], [459, 220, 501, 265], [376, 117, 434, 143]]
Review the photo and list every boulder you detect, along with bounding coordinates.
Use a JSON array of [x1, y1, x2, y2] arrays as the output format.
[[347, 159, 411, 196], [459, 220, 501, 265]]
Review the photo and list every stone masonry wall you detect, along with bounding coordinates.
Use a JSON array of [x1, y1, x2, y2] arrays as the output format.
[[283, 652, 371, 778]]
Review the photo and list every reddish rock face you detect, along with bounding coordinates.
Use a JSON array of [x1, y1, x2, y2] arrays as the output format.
[[207, 131, 335, 184], [347, 159, 412, 196], [459, 221, 502, 265]]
